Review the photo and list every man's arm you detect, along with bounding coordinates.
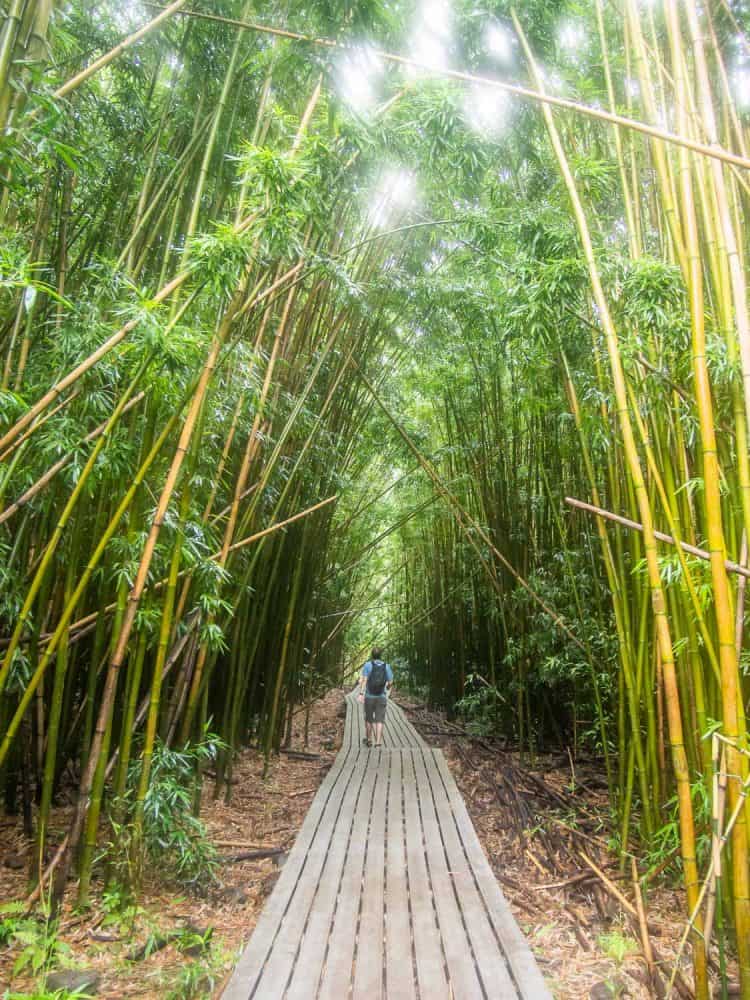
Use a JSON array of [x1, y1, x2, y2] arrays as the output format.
[[358, 663, 368, 699]]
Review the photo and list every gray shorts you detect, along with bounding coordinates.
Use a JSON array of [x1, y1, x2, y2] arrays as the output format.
[[364, 695, 386, 724]]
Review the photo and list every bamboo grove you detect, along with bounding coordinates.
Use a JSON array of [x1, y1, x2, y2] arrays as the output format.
[[3, 0, 750, 995]]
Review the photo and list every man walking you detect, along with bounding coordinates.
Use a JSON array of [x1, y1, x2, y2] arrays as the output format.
[[357, 647, 393, 748]]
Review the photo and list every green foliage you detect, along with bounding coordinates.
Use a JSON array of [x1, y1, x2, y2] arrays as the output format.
[[157, 928, 226, 1000], [0, 903, 27, 947], [162, 959, 220, 1000], [0, 907, 70, 982], [103, 732, 227, 892], [455, 675, 505, 735], [597, 930, 639, 965], [100, 884, 144, 935]]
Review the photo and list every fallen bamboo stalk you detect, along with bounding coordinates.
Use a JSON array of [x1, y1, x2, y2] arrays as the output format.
[[532, 871, 594, 890], [632, 858, 660, 996], [222, 847, 284, 863], [579, 851, 638, 919], [218, 495, 337, 557], [54, 1, 189, 101], [565, 496, 750, 579], [213, 841, 277, 850]]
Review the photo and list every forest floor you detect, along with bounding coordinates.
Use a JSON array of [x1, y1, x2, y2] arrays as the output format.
[[398, 696, 738, 1000], [0, 689, 345, 998]]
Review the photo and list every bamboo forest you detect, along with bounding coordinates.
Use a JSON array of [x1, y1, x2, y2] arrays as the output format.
[[3, 0, 750, 997]]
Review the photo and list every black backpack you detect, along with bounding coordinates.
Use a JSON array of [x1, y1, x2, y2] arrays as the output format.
[[367, 660, 388, 695]]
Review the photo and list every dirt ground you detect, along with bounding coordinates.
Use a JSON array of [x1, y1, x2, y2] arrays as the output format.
[[1, 690, 737, 998], [0, 690, 345, 998]]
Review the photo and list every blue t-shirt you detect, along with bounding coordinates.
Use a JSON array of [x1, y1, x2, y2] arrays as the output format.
[[362, 660, 393, 698]]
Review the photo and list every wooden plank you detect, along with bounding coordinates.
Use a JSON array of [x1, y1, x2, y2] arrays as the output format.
[[250, 752, 369, 999], [381, 700, 403, 747], [222, 738, 357, 999], [412, 748, 484, 998], [397, 709, 423, 747], [423, 751, 517, 997], [384, 701, 402, 747], [346, 689, 363, 748], [388, 707, 409, 746], [389, 700, 425, 747], [343, 691, 355, 752], [286, 750, 379, 999], [350, 689, 368, 752], [317, 750, 381, 999], [352, 748, 389, 998], [383, 749, 417, 1000], [389, 706, 404, 746], [432, 751, 552, 999], [402, 749, 451, 998], [222, 746, 359, 1000]]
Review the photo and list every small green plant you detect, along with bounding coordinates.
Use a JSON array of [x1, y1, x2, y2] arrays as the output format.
[[0, 902, 26, 947], [163, 964, 213, 1000], [0, 905, 70, 982], [100, 883, 144, 935], [162, 955, 222, 1000], [598, 930, 639, 965], [455, 674, 505, 736], [157, 933, 229, 1000], [174, 925, 214, 956], [102, 731, 227, 894]]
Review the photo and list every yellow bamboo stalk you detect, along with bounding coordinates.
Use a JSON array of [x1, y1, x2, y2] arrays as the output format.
[[53, 1, 189, 101], [664, 3, 750, 991]]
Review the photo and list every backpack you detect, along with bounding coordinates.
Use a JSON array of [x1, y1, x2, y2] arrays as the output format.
[[367, 660, 388, 696]]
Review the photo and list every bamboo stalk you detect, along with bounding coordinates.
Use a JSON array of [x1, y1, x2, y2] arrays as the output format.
[[53, 1, 189, 102], [565, 496, 750, 579]]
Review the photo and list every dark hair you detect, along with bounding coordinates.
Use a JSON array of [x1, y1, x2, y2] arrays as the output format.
[[371, 647, 383, 661]]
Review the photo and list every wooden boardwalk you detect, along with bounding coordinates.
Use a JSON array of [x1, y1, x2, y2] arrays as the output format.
[[223, 691, 551, 999]]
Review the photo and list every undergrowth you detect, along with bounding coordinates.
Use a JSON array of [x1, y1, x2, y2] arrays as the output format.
[[103, 731, 226, 893]]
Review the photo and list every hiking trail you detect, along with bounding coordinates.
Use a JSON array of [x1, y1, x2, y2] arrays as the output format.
[[222, 690, 551, 999]]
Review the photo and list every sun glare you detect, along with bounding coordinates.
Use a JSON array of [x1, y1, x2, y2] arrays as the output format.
[[485, 21, 514, 66], [368, 168, 418, 229], [733, 67, 750, 109], [463, 84, 509, 138], [335, 45, 383, 115], [558, 20, 587, 57], [407, 0, 454, 76]]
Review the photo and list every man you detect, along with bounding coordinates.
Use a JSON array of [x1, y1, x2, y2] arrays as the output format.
[[357, 647, 393, 748]]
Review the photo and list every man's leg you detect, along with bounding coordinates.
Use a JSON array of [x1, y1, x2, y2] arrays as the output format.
[[363, 698, 372, 744], [374, 698, 387, 746]]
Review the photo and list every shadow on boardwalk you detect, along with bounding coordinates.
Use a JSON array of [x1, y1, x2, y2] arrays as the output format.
[[222, 691, 552, 999]]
